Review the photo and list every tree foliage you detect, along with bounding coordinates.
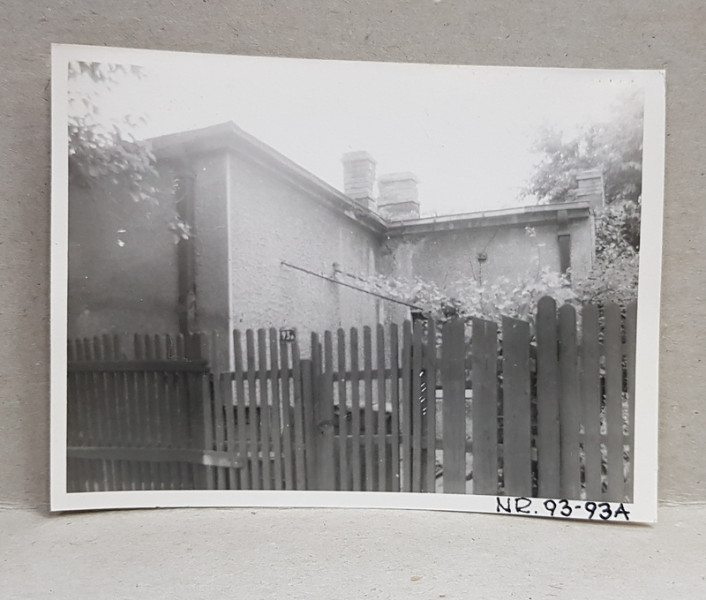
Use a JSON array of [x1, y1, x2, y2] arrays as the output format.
[[365, 265, 575, 331], [68, 61, 160, 205], [523, 90, 644, 305], [68, 62, 192, 242], [525, 90, 644, 207]]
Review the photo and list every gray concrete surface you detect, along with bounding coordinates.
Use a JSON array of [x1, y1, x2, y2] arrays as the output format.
[[3, 504, 706, 599], [1, 1, 705, 597]]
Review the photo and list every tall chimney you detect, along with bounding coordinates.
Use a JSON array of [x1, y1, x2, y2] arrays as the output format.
[[378, 172, 420, 221], [576, 169, 605, 212], [342, 151, 376, 211]]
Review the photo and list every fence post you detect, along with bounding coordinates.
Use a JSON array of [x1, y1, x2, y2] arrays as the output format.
[[624, 301, 637, 502], [317, 331, 336, 490], [581, 303, 601, 500], [502, 317, 532, 497], [558, 304, 581, 500], [604, 303, 624, 502], [536, 296, 561, 499], [441, 317, 466, 494], [471, 318, 499, 495]]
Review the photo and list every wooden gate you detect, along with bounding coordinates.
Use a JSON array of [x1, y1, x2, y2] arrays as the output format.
[[66, 297, 637, 502]]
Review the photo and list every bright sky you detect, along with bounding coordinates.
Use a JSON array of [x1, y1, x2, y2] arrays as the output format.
[[69, 49, 646, 215]]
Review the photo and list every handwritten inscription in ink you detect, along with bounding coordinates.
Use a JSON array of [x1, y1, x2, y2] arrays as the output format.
[[496, 497, 631, 521]]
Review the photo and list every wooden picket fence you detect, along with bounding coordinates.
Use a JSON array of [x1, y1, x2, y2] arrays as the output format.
[[66, 297, 637, 502]]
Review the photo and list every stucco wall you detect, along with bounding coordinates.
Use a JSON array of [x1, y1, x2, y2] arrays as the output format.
[[227, 151, 396, 348], [67, 174, 180, 340], [385, 216, 594, 298]]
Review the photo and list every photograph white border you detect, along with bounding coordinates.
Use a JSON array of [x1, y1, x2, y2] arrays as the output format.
[[50, 44, 665, 523]]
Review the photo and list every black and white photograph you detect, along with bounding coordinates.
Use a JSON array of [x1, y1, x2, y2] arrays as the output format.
[[51, 44, 665, 521]]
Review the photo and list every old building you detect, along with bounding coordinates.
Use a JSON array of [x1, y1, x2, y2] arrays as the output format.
[[67, 121, 600, 364]]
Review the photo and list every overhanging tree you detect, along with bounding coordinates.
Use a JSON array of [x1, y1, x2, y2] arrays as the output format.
[[525, 90, 644, 304]]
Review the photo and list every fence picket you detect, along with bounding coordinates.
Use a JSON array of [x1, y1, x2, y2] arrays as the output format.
[[471, 318, 498, 495], [210, 332, 227, 490], [624, 301, 637, 502], [318, 331, 336, 490], [581, 304, 601, 500], [558, 304, 581, 500], [604, 303, 624, 502], [362, 326, 375, 491], [411, 322, 424, 493], [502, 317, 532, 497], [424, 319, 437, 494], [400, 321, 413, 493], [291, 340, 307, 489], [303, 334, 319, 488], [269, 328, 284, 491], [245, 330, 261, 490], [233, 331, 250, 490], [349, 327, 362, 491], [257, 329, 272, 490], [376, 324, 388, 491], [441, 317, 466, 494], [337, 329, 349, 491], [279, 335, 295, 490], [389, 323, 401, 492], [536, 296, 560, 499]]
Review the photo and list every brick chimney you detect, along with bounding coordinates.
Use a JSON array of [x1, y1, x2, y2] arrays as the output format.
[[377, 172, 420, 221], [342, 151, 377, 211], [576, 169, 605, 212]]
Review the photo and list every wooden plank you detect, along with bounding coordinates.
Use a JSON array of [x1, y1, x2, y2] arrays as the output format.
[[424, 319, 438, 494], [132, 334, 149, 490], [535, 296, 561, 499], [195, 333, 215, 491], [291, 341, 307, 490], [624, 301, 637, 502], [233, 330, 250, 490], [362, 326, 375, 491], [219, 372, 237, 489], [389, 323, 401, 492], [114, 335, 134, 490], [245, 330, 261, 490], [471, 318, 499, 496], [174, 334, 192, 489], [155, 334, 172, 490], [66, 340, 78, 492], [103, 335, 120, 491], [210, 333, 227, 490], [581, 303, 602, 500], [337, 328, 349, 491], [162, 337, 191, 485], [349, 327, 362, 491], [558, 304, 581, 500], [376, 324, 388, 491], [92, 336, 112, 490], [279, 334, 295, 490], [68, 360, 209, 372], [67, 446, 242, 468], [302, 337, 319, 488], [400, 321, 413, 493], [257, 329, 272, 490], [441, 317, 466, 494], [318, 331, 336, 490], [269, 328, 284, 491], [411, 322, 424, 493], [604, 303, 624, 502], [67, 339, 87, 491], [161, 335, 176, 489], [502, 317, 532, 497]]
